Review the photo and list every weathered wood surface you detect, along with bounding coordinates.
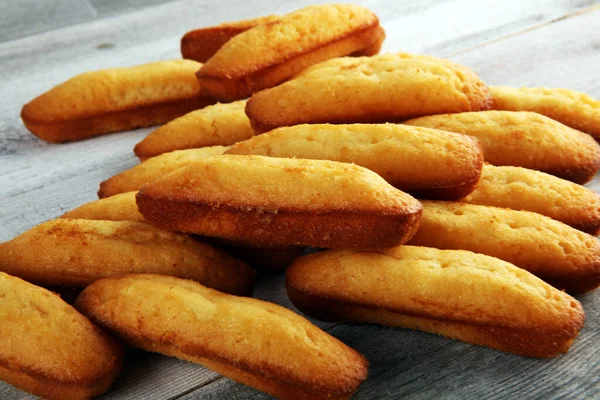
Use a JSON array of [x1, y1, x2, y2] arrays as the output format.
[[0, 0, 599, 399], [0, 0, 97, 42]]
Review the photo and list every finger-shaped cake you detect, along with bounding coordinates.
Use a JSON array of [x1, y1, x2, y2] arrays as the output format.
[[181, 15, 281, 62], [21, 60, 216, 142], [62, 192, 145, 222], [133, 101, 252, 161], [197, 4, 385, 101], [227, 123, 483, 200], [98, 145, 229, 198], [246, 53, 491, 133], [404, 111, 600, 184], [286, 246, 585, 358], [182, 13, 383, 64], [491, 86, 600, 140], [407, 201, 600, 294], [136, 155, 423, 250], [461, 165, 600, 234], [0, 272, 123, 400], [76, 274, 368, 399], [0, 219, 255, 294]]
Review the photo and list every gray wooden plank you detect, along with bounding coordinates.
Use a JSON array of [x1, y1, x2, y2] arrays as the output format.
[[89, 0, 181, 17], [0, 383, 30, 400], [1, 0, 599, 399], [101, 351, 220, 400], [374, 0, 600, 57], [451, 4, 600, 91], [0, 0, 97, 42], [0, 349, 221, 400]]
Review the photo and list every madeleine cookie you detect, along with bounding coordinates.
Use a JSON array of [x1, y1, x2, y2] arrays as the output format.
[[227, 123, 483, 200], [98, 145, 229, 198], [405, 111, 600, 184], [76, 274, 368, 399], [182, 14, 383, 64], [21, 60, 216, 143], [245, 53, 491, 133], [462, 165, 600, 234], [181, 15, 281, 62], [197, 4, 385, 101], [0, 219, 254, 294], [134, 101, 252, 160], [0, 272, 123, 400], [137, 155, 422, 250], [181, 14, 383, 64], [491, 86, 600, 140], [62, 192, 144, 222], [286, 247, 584, 358], [408, 201, 600, 294]]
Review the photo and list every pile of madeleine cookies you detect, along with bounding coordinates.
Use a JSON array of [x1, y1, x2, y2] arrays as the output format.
[[3, 3, 600, 400]]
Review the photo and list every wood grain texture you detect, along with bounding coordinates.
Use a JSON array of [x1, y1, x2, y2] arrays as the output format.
[[375, 0, 599, 56], [90, 0, 181, 17], [0, 0, 599, 399], [0, 0, 97, 42]]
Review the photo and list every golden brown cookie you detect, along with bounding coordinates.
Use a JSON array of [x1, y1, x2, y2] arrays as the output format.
[[181, 15, 281, 62], [491, 86, 600, 140], [407, 201, 600, 293], [227, 123, 483, 200], [0, 272, 123, 400], [286, 246, 584, 358], [181, 14, 383, 63], [62, 192, 144, 222], [133, 101, 252, 161], [462, 165, 600, 234], [98, 145, 229, 198], [246, 53, 491, 133], [21, 60, 216, 143], [76, 274, 368, 399], [197, 4, 385, 101], [404, 111, 600, 184], [137, 155, 422, 250], [0, 219, 254, 294]]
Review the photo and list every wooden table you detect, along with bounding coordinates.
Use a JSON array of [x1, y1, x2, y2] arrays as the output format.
[[1, 0, 599, 398]]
